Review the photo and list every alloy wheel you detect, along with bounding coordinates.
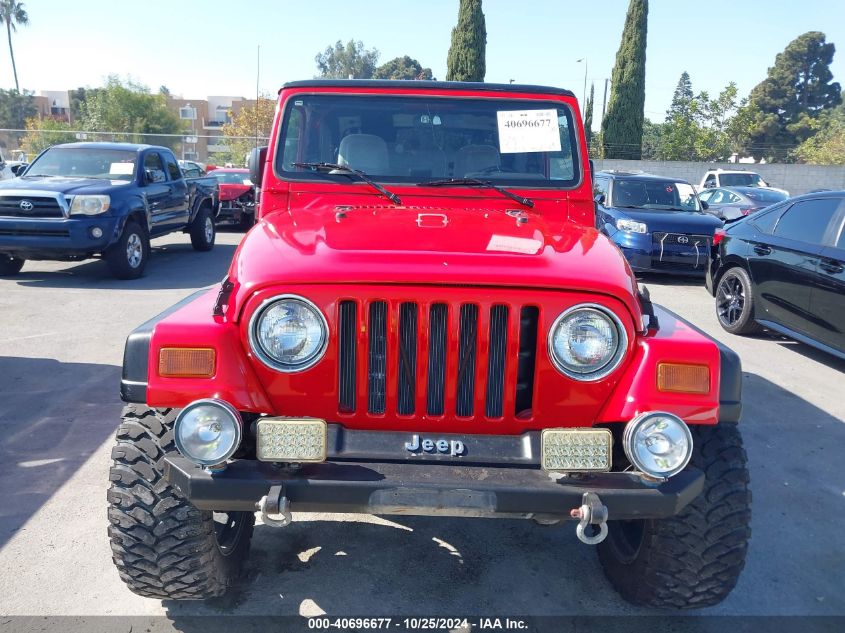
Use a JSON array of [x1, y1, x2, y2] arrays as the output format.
[[717, 275, 745, 327]]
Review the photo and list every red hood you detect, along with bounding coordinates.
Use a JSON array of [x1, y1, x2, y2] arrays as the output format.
[[228, 191, 640, 321], [219, 182, 252, 201]]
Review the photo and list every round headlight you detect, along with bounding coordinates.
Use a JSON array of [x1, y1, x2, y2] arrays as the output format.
[[174, 399, 241, 466], [548, 304, 627, 380], [623, 412, 693, 479], [249, 295, 328, 372]]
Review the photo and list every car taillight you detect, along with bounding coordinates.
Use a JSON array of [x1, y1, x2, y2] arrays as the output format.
[[713, 229, 726, 246]]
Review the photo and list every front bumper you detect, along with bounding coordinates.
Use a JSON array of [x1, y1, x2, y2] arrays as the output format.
[[164, 456, 705, 520], [217, 200, 253, 221], [0, 215, 120, 259], [612, 232, 710, 275]]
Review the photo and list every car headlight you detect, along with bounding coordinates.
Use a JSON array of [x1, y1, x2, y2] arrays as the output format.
[[70, 194, 110, 215], [616, 218, 647, 233], [249, 295, 328, 372], [174, 399, 241, 466], [548, 304, 627, 380], [623, 412, 693, 479]]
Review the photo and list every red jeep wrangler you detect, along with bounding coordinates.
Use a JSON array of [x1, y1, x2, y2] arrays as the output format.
[[108, 80, 750, 609]]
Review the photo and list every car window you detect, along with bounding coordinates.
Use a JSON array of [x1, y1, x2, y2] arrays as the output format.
[[836, 219, 845, 249], [144, 152, 166, 183], [699, 189, 715, 203], [726, 192, 742, 203], [773, 198, 841, 245], [749, 202, 788, 234], [709, 190, 725, 205], [704, 174, 716, 188], [593, 177, 609, 201], [163, 154, 181, 181]]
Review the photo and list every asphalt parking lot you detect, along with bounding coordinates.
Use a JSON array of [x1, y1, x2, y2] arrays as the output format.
[[1, 229, 843, 619]]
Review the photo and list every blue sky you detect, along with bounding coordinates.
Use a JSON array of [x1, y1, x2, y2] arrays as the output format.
[[3, 0, 844, 126]]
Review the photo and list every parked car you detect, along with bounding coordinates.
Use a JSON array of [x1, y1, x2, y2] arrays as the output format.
[[594, 171, 722, 275], [698, 186, 789, 221], [110, 79, 749, 609], [699, 168, 788, 196], [207, 167, 255, 228], [707, 191, 845, 360], [177, 159, 206, 178], [0, 142, 220, 279]]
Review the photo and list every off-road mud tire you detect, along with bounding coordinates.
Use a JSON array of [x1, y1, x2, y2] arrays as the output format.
[[107, 405, 254, 599], [597, 423, 751, 609]]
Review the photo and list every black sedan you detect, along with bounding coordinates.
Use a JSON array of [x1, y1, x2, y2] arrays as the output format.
[[706, 191, 845, 360], [698, 186, 789, 221]]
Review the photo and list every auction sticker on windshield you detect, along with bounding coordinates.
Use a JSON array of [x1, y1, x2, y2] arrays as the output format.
[[497, 109, 561, 154]]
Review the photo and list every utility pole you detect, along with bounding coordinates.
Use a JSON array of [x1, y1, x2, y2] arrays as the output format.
[[602, 78, 609, 119], [255, 45, 261, 159], [576, 58, 588, 112]]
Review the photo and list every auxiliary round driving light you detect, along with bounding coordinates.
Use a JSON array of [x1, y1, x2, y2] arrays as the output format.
[[174, 399, 242, 467], [622, 412, 693, 480]]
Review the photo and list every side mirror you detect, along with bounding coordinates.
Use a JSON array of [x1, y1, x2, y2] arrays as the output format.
[[11, 164, 27, 176], [704, 182, 715, 188], [588, 159, 595, 181], [248, 146, 268, 188], [701, 200, 709, 210], [142, 169, 155, 185], [594, 193, 605, 205]]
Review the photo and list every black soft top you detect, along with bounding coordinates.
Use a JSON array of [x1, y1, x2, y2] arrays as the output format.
[[281, 79, 576, 99]]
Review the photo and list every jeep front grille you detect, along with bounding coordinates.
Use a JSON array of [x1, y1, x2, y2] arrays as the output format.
[[337, 299, 537, 420]]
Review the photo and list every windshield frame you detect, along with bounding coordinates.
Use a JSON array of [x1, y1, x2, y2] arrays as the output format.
[[26, 146, 139, 180], [272, 92, 584, 190]]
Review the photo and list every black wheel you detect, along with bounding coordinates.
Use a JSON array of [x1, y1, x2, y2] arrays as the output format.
[[715, 267, 762, 334], [107, 405, 254, 600], [190, 206, 216, 251], [598, 423, 751, 609], [0, 254, 24, 276], [106, 220, 149, 279]]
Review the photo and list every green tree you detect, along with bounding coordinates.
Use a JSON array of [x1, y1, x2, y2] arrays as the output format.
[[446, 0, 486, 82], [659, 72, 697, 161], [745, 31, 841, 161], [794, 104, 845, 164], [601, 0, 648, 159], [20, 116, 76, 156], [77, 76, 184, 148], [0, 87, 35, 128], [69, 87, 99, 122], [640, 119, 664, 160], [0, 0, 28, 92], [373, 56, 433, 80], [584, 82, 595, 150], [315, 40, 379, 79], [221, 96, 275, 166]]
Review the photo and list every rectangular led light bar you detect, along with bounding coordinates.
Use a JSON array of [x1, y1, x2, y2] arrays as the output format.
[[256, 418, 328, 463], [541, 428, 613, 472]]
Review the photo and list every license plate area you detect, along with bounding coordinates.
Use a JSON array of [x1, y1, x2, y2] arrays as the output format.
[[256, 417, 327, 462], [540, 428, 612, 472]]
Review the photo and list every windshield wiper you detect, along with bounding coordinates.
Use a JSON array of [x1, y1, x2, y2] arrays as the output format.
[[293, 162, 401, 205], [418, 178, 534, 209]]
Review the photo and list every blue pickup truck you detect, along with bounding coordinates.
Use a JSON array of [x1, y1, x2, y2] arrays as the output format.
[[0, 142, 220, 279]]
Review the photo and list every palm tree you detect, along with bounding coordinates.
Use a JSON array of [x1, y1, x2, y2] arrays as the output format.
[[0, 0, 28, 92]]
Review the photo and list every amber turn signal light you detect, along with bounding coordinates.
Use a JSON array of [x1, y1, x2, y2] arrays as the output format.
[[158, 348, 216, 378], [657, 362, 710, 394]]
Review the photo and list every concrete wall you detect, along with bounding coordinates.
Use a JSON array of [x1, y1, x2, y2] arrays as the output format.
[[591, 159, 845, 196]]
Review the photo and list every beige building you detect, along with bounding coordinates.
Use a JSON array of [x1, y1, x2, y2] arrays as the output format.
[[166, 95, 256, 163]]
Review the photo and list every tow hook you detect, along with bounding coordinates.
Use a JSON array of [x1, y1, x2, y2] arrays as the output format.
[[570, 492, 609, 545], [257, 484, 291, 528]]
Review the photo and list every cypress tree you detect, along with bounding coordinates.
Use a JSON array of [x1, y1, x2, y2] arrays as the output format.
[[601, 0, 648, 159], [446, 0, 487, 82], [584, 82, 595, 150]]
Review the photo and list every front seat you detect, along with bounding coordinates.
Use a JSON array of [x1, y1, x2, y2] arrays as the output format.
[[453, 144, 500, 177], [337, 134, 390, 174]]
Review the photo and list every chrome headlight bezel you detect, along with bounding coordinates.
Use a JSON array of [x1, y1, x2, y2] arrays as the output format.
[[616, 218, 647, 234], [547, 303, 628, 381], [248, 294, 329, 373]]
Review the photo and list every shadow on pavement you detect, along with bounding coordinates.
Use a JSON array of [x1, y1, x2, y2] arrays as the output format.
[[153, 372, 845, 619], [0, 356, 122, 550], [12, 242, 237, 291]]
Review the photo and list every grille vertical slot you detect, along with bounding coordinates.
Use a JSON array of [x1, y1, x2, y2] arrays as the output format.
[[338, 301, 357, 413], [515, 306, 539, 416], [426, 303, 448, 415], [397, 302, 418, 415], [485, 305, 509, 418], [456, 304, 478, 417], [367, 301, 387, 414]]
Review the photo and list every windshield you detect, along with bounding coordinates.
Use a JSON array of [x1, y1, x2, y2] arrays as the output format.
[[276, 94, 580, 187], [743, 188, 787, 203], [26, 147, 137, 181], [612, 179, 702, 211], [720, 173, 764, 187], [210, 170, 251, 185]]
